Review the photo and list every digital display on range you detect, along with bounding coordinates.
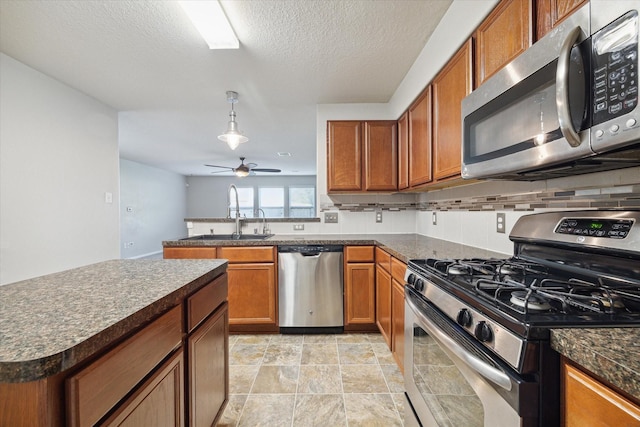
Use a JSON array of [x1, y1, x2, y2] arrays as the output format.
[[555, 218, 633, 238]]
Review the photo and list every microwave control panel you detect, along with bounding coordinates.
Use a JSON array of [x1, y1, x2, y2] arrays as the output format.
[[592, 10, 639, 126], [555, 218, 634, 239]]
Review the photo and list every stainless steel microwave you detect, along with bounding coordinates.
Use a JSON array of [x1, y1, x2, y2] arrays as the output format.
[[462, 1, 640, 181]]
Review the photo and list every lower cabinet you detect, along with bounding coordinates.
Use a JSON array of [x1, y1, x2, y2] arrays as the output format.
[[561, 357, 640, 426], [344, 246, 377, 331]]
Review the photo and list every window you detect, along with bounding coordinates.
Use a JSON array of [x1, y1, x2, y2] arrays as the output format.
[[229, 187, 254, 218], [259, 187, 285, 218], [289, 186, 315, 218]]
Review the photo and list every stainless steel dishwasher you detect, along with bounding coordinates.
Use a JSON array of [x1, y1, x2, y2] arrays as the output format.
[[278, 245, 343, 333]]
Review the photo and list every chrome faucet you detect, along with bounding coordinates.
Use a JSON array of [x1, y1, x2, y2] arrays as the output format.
[[256, 208, 268, 234], [227, 184, 242, 238]]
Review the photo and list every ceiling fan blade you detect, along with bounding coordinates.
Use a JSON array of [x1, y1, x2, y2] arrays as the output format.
[[205, 164, 233, 170], [251, 168, 281, 173]]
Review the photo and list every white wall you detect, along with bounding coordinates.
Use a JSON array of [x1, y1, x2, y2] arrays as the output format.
[[120, 159, 187, 258], [0, 53, 120, 285]]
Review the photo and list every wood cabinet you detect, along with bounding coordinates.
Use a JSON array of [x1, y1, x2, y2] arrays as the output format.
[[164, 247, 217, 259], [475, 0, 532, 86], [432, 39, 473, 182], [561, 357, 640, 426], [375, 247, 392, 348], [327, 121, 398, 193], [344, 246, 377, 331], [218, 246, 278, 332], [390, 257, 406, 372], [397, 112, 409, 190], [408, 87, 433, 187], [536, 0, 587, 40]]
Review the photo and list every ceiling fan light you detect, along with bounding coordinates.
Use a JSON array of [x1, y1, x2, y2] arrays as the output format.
[[234, 169, 250, 177]]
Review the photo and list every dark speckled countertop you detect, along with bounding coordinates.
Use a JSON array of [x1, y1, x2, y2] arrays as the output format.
[[551, 328, 640, 401], [0, 259, 227, 383]]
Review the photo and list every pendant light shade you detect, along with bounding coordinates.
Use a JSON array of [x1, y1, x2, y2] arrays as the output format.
[[218, 91, 248, 150]]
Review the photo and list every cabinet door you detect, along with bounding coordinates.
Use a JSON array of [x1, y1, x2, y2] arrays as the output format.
[[345, 263, 376, 327], [103, 350, 184, 427], [408, 87, 432, 187], [327, 121, 363, 192], [475, 0, 532, 86], [397, 112, 409, 190], [188, 303, 229, 427], [364, 121, 398, 191], [561, 359, 640, 426], [227, 263, 276, 326], [536, 0, 587, 40], [391, 278, 405, 373], [163, 247, 217, 259], [376, 265, 392, 349], [433, 39, 473, 181]]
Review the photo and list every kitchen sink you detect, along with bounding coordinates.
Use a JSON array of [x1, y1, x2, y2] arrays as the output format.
[[180, 234, 274, 241]]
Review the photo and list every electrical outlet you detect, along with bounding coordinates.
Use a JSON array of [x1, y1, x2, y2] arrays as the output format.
[[376, 211, 383, 223], [324, 212, 338, 223], [496, 213, 506, 233], [126, 206, 133, 213], [124, 242, 134, 249], [104, 192, 113, 204], [293, 224, 304, 231], [432, 212, 437, 225]]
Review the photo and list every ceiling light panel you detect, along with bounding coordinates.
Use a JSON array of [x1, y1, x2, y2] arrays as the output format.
[[179, 1, 239, 49]]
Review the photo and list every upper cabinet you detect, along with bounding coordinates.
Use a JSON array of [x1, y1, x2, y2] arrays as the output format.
[[536, 0, 588, 40], [408, 87, 433, 187], [327, 120, 398, 193], [475, 0, 533, 86], [433, 39, 473, 182]]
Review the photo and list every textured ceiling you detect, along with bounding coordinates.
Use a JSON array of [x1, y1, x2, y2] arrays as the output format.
[[0, 0, 452, 176]]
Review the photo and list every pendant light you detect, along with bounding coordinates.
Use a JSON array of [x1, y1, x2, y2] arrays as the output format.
[[218, 91, 248, 150]]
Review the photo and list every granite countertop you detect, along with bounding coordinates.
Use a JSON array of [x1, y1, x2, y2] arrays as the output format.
[[163, 233, 508, 262], [551, 328, 640, 400], [0, 259, 227, 383]]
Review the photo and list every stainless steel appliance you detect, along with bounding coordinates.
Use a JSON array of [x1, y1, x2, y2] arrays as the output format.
[[404, 210, 640, 426], [462, 1, 640, 181], [278, 245, 344, 333]]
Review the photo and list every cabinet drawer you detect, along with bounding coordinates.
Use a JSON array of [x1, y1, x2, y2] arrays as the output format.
[[391, 258, 406, 283], [187, 273, 228, 333], [163, 247, 217, 259], [218, 246, 275, 263], [375, 247, 391, 272], [345, 246, 374, 263], [67, 305, 183, 427]]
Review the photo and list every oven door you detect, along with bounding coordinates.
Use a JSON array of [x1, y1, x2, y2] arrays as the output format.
[[404, 287, 539, 427]]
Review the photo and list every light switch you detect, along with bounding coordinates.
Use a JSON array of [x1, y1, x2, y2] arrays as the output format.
[[432, 212, 437, 225], [105, 192, 113, 204]]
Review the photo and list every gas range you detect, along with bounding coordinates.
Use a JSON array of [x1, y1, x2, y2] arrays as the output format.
[[405, 210, 640, 374]]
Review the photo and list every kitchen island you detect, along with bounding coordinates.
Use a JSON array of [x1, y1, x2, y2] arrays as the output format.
[[0, 259, 229, 427]]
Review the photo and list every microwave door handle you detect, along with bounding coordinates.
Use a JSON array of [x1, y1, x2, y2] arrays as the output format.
[[406, 293, 513, 392], [556, 26, 583, 148]]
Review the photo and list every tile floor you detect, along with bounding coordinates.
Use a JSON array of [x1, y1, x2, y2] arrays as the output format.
[[217, 333, 407, 427]]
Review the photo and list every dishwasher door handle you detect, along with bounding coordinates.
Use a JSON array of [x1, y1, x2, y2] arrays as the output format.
[[301, 252, 321, 257]]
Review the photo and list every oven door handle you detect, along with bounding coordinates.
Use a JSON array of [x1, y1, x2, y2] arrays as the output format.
[[406, 293, 513, 392], [556, 26, 582, 148]]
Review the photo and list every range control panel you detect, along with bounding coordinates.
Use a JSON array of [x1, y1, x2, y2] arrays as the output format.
[[555, 218, 634, 238]]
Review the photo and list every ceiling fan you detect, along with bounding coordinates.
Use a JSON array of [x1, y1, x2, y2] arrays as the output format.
[[205, 157, 281, 177]]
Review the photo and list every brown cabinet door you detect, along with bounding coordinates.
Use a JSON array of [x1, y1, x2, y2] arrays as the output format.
[[408, 87, 433, 187], [188, 303, 229, 427], [163, 247, 217, 259], [475, 0, 533, 86], [227, 263, 277, 326], [364, 121, 398, 191], [345, 263, 376, 327], [103, 350, 184, 427], [561, 358, 640, 426], [327, 121, 363, 192], [536, 0, 587, 40], [391, 278, 405, 373], [397, 112, 409, 190], [433, 39, 473, 181], [376, 265, 392, 349]]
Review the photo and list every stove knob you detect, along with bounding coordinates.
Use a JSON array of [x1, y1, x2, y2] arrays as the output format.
[[407, 274, 416, 285], [474, 321, 493, 342], [415, 278, 425, 292], [456, 309, 472, 327]]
